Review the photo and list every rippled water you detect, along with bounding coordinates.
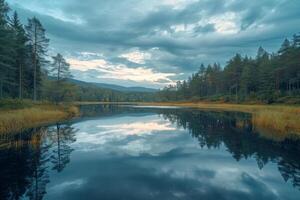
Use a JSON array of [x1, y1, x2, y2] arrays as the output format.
[[0, 105, 300, 200]]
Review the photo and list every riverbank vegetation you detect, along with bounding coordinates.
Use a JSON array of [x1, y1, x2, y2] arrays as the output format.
[[0, 100, 78, 134], [140, 102, 300, 138]]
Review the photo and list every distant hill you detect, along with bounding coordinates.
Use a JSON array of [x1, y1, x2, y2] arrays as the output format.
[[67, 78, 158, 93]]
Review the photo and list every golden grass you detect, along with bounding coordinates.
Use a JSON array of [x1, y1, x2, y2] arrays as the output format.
[[139, 102, 300, 139], [0, 104, 79, 134]]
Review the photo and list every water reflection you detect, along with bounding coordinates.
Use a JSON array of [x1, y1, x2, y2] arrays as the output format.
[[159, 109, 300, 190], [0, 125, 76, 200], [0, 105, 299, 200], [49, 124, 76, 172]]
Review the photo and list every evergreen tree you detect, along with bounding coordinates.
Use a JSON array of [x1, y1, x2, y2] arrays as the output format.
[[278, 39, 291, 55], [25, 17, 49, 101], [158, 35, 300, 103], [257, 46, 267, 59], [50, 53, 71, 81], [47, 53, 73, 103], [224, 54, 243, 102], [10, 11, 27, 99], [0, 0, 15, 98], [240, 58, 257, 98]]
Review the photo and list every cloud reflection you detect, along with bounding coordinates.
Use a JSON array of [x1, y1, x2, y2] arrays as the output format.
[[73, 115, 184, 155]]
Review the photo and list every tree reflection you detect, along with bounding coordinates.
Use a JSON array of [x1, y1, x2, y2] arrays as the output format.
[[160, 109, 300, 190], [0, 129, 34, 200], [0, 123, 77, 200], [50, 124, 76, 172], [25, 128, 51, 200]]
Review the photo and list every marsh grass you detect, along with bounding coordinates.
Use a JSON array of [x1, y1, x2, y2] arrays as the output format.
[[140, 102, 300, 139], [0, 104, 79, 134]]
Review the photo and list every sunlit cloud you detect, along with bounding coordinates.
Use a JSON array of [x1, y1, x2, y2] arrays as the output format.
[[67, 58, 176, 85], [209, 12, 240, 34], [68, 58, 107, 71], [119, 51, 151, 64], [72, 116, 186, 155], [97, 121, 176, 135]]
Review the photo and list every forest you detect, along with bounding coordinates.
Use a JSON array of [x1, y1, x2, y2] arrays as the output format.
[[157, 35, 300, 103]]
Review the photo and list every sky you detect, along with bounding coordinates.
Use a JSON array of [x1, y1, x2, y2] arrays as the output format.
[[6, 0, 300, 88]]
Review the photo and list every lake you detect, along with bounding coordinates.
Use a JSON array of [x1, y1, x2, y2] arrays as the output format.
[[0, 104, 300, 200]]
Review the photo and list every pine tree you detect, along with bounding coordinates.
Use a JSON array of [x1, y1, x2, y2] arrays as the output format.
[[240, 58, 257, 97], [224, 54, 243, 102], [257, 46, 267, 59], [0, 0, 15, 98], [10, 11, 27, 99], [278, 39, 291, 55], [48, 53, 72, 103], [50, 53, 71, 81], [25, 17, 49, 101]]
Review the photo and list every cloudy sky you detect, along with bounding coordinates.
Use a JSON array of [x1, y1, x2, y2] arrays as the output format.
[[7, 0, 300, 88]]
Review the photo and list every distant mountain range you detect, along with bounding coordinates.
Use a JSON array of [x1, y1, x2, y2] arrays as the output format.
[[67, 78, 158, 93]]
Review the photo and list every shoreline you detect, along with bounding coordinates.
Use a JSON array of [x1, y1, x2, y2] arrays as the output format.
[[1, 101, 299, 138], [0, 104, 79, 135], [76, 101, 300, 138], [138, 102, 300, 138]]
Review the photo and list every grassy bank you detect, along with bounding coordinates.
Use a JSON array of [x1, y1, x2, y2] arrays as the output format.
[[139, 102, 300, 139], [0, 101, 79, 134]]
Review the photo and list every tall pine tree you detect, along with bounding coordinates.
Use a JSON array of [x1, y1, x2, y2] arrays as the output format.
[[25, 17, 49, 101], [10, 11, 27, 99], [0, 0, 15, 98]]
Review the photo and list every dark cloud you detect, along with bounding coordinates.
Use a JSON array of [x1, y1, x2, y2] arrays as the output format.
[[194, 24, 216, 33], [6, 0, 300, 88]]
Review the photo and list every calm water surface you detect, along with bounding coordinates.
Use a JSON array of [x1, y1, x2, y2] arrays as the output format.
[[0, 105, 300, 200]]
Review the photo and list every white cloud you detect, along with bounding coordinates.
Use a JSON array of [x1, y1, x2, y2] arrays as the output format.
[[119, 51, 151, 64], [209, 12, 240, 34], [68, 58, 107, 71]]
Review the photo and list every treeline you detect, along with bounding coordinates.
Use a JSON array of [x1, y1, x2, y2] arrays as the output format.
[[157, 34, 300, 103], [70, 85, 155, 102]]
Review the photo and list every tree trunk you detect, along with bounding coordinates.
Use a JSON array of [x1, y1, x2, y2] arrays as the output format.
[[235, 86, 238, 103], [33, 54, 37, 101], [19, 63, 22, 99], [0, 80, 3, 99], [55, 60, 61, 105], [33, 24, 37, 102]]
